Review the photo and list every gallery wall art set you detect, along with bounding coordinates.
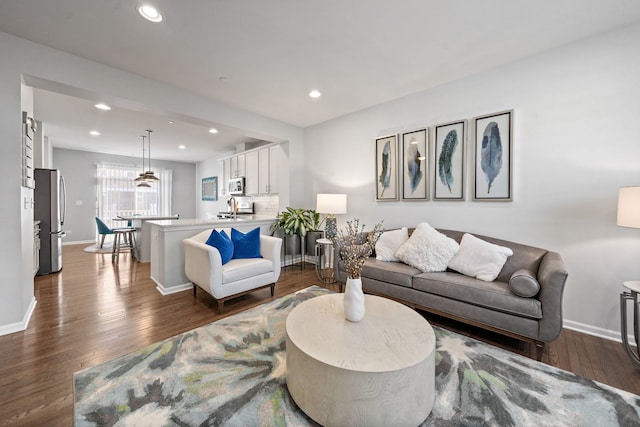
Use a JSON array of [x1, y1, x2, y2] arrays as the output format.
[[375, 109, 513, 202]]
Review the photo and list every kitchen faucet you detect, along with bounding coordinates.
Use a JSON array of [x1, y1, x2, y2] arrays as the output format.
[[228, 196, 237, 219]]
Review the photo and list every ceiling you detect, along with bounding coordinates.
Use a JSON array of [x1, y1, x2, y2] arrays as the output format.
[[2, 1, 640, 162]]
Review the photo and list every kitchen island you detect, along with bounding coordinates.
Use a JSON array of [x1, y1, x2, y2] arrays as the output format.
[[117, 215, 180, 262], [147, 216, 277, 295]]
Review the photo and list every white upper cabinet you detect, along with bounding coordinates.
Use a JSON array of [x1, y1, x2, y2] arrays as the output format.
[[258, 148, 270, 194], [245, 151, 259, 195]]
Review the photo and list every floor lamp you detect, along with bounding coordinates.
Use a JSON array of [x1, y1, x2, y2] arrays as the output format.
[[617, 186, 640, 366], [316, 194, 347, 240]]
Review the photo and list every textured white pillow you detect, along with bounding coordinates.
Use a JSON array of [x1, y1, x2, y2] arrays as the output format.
[[375, 227, 409, 262], [448, 233, 513, 281], [395, 223, 459, 272]]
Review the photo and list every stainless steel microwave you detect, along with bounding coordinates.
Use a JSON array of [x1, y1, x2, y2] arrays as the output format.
[[228, 177, 245, 195]]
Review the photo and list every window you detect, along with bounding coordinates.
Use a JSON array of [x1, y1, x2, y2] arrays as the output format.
[[96, 162, 172, 230]]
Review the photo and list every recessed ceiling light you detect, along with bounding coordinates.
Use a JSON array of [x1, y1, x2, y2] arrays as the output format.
[[178, 145, 186, 150], [138, 4, 163, 22], [168, 120, 175, 124], [90, 130, 101, 136], [209, 128, 218, 134], [94, 103, 111, 111], [309, 90, 322, 98]]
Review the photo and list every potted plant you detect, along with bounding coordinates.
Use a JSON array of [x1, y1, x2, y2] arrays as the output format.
[[304, 209, 325, 256], [270, 207, 312, 256]]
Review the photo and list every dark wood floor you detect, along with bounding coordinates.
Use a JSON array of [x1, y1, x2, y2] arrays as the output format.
[[0, 244, 638, 425]]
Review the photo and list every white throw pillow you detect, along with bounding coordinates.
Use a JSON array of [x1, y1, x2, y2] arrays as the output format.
[[375, 227, 409, 262], [448, 233, 513, 281], [395, 223, 459, 272]]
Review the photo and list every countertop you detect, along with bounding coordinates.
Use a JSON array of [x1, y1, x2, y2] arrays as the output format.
[[147, 215, 277, 230]]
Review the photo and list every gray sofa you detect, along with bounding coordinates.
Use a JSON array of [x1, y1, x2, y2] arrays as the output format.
[[334, 229, 568, 360]]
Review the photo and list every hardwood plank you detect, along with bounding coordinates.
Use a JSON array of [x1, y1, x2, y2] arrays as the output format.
[[0, 243, 638, 426]]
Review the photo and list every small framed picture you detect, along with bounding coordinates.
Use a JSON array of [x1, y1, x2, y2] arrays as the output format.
[[375, 135, 399, 201], [401, 129, 428, 200], [202, 176, 218, 201], [473, 110, 513, 201], [434, 120, 466, 200]]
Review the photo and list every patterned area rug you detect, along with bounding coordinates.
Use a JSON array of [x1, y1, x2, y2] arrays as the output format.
[[74, 286, 640, 426]]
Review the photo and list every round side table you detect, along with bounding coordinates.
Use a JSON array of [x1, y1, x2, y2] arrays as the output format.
[[620, 281, 640, 366], [315, 238, 335, 284]]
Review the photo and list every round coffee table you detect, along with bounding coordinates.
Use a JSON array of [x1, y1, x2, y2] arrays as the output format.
[[285, 293, 436, 427]]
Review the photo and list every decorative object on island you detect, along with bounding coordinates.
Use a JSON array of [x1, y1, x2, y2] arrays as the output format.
[[201, 176, 218, 201], [473, 110, 513, 201], [401, 128, 428, 200], [134, 130, 159, 186], [335, 218, 383, 322], [434, 119, 466, 200], [617, 186, 640, 366], [375, 135, 398, 201], [316, 193, 347, 239]]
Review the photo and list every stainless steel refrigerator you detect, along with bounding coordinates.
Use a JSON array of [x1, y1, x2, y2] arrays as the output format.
[[34, 168, 66, 275]]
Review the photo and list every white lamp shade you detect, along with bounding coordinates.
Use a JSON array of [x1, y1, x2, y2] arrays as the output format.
[[316, 194, 347, 214], [617, 186, 640, 228]]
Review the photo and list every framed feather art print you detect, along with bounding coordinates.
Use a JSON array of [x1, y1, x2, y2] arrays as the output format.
[[375, 134, 399, 201], [401, 129, 428, 200], [472, 110, 513, 201], [434, 120, 466, 200]]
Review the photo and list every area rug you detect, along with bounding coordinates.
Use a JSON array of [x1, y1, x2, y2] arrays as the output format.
[[83, 244, 113, 254], [74, 286, 640, 426]]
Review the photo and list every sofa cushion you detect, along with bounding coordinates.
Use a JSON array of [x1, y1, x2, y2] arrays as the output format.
[[412, 271, 542, 319], [205, 229, 233, 264], [375, 227, 409, 262], [231, 227, 263, 259], [395, 222, 459, 272], [448, 233, 513, 281], [360, 258, 421, 288], [509, 269, 541, 297], [222, 258, 273, 283], [439, 230, 548, 283]]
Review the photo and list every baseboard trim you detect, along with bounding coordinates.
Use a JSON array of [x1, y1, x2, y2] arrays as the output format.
[[563, 319, 630, 344], [151, 276, 191, 296], [63, 239, 95, 246], [0, 297, 37, 337]]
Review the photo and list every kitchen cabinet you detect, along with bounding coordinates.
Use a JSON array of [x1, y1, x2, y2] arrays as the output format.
[[267, 144, 284, 194], [245, 151, 259, 195], [230, 154, 245, 178], [258, 148, 270, 194]]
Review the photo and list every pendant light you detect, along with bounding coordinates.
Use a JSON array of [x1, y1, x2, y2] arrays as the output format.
[[135, 135, 151, 187], [142, 129, 159, 182]]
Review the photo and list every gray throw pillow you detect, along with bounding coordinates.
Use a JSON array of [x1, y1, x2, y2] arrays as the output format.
[[509, 269, 540, 297]]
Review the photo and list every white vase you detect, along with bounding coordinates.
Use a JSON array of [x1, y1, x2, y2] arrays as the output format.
[[344, 277, 365, 322]]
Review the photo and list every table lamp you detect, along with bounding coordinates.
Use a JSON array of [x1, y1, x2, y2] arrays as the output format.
[[617, 186, 640, 366], [316, 194, 347, 239]]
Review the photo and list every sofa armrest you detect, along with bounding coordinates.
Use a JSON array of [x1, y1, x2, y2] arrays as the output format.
[[260, 235, 282, 282], [183, 237, 223, 295], [536, 251, 569, 342]]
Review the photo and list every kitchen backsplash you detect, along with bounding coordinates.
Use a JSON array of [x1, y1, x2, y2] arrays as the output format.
[[237, 195, 279, 216]]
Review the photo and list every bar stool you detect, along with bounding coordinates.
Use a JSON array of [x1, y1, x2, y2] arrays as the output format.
[[112, 228, 137, 264]]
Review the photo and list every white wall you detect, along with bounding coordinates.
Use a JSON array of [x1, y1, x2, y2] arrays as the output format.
[[304, 23, 640, 340], [196, 156, 229, 219], [0, 31, 304, 334], [53, 148, 197, 243]]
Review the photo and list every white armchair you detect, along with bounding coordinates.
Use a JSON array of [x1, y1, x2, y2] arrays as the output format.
[[183, 228, 282, 312]]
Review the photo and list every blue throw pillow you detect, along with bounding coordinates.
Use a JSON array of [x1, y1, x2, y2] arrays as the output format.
[[231, 227, 262, 259], [205, 229, 233, 264]]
